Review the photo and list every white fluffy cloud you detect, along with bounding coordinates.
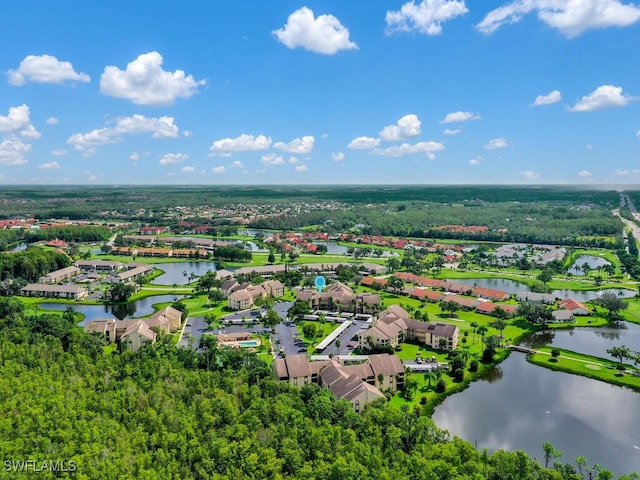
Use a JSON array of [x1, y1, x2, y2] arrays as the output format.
[[8, 54, 90, 86], [347, 136, 380, 149], [0, 105, 41, 139], [444, 128, 461, 135], [380, 114, 422, 141], [578, 170, 592, 177], [68, 114, 179, 152], [230, 161, 245, 168], [484, 137, 508, 149], [39, 161, 61, 169], [273, 7, 358, 54], [531, 90, 562, 106], [372, 141, 444, 157], [521, 170, 540, 179], [159, 153, 189, 165], [616, 169, 629, 176], [273, 135, 315, 154], [46, 117, 59, 125], [181, 166, 196, 173], [100, 51, 205, 105], [51, 149, 67, 156], [468, 156, 482, 166], [261, 153, 285, 166], [636, 130, 640, 137], [476, 0, 640, 38], [570, 85, 633, 111], [441, 111, 480, 123], [295, 164, 308, 172], [0, 137, 30, 165], [331, 152, 345, 161], [212, 166, 225, 174], [386, 0, 468, 35], [209, 134, 272, 157]]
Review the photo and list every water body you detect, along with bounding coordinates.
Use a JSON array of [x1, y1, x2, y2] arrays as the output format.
[[316, 241, 349, 255], [10, 242, 28, 252], [432, 353, 640, 475], [238, 229, 275, 238], [443, 277, 636, 302], [39, 294, 184, 324], [523, 323, 640, 359], [568, 255, 612, 276], [150, 261, 217, 285]]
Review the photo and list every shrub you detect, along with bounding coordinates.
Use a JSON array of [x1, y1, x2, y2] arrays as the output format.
[[435, 379, 446, 393], [454, 368, 464, 382], [469, 359, 478, 372], [420, 396, 427, 405]]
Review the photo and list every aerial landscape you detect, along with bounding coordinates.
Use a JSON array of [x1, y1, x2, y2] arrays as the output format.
[[2, 1, 640, 479]]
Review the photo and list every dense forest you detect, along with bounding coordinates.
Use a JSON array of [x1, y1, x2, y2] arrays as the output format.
[[0, 299, 633, 479], [0, 248, 70, 294]]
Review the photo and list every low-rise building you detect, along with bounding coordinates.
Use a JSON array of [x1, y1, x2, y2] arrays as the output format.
[[21, 283, 88, 299], [39, 266, 81, 284]]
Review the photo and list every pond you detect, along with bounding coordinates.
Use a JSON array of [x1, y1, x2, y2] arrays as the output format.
[[239, 228, 275, 238], [432, 353, 640, 476], [39, 294, 185, 324], [10, 242, 28, 252], [568, 254, 612, 276], [150, 261, 218, 285], [316, 241, 349, 255], [523, 322, 640, 359], [443, 277, 636, 302]]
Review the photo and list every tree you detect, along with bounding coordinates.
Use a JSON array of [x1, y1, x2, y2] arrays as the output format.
[[387, 276, 404, 295], [606, 345, 632, 367], [537, 269, 553, 285], [209, 289, 226, 305], [440, 300, 459, 318], [476, 325, 488, 349], [263, 309, 281, 329], [542, 442, 561, 468], [595, 292, 629, 317], [491, 318, 507, 338], [267, 250, 276, 264], [335, 339, 341, 355], [301, 323, 317, 340], [438, 337, 449, 350], [109, 282, 136, 302]]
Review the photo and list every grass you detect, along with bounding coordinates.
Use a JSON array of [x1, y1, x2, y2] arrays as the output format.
[[528, 347, 640, 391]]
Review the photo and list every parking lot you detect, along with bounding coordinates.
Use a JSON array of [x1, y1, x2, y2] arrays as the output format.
[[178, 315, 209, 350]]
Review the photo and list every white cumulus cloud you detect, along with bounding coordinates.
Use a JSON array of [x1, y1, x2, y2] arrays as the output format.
[[347, 136, 380, 149], [380, 114, 422, 141], [159, 153, 189, 165], [295, 164, 308, 172], [51, 149, 67, 156], [230, 161, 245, 168], [46, 117, 59, 125], [273, 7, 358, 55], [444, 128, 461, 135], [441, 111, 480, 123], [476, 0, 640, 38], [615, 169, 629, 176], [578, 170, 592, 177], [181, 166, 196, 173], [273, 135, 315, 154], [531, 89, 562, 106], [386, 0, 468, 35], [372, 141, 445, 157], [0, 137, 30, 166], [209, 134, 272, 156], [485, 137, 508, 149], [261, 153, 285, 166], [570, 85, 633, 111], [8, 54, 90, 86], [331, 152, 345, 161], [100, 51, 205, 105], [469, 156, 482, 166], [39, 161, 61, 169], [0, 105, 41, 139], [68, 114, 179, 152], [212, 166, 225, 174], [521, 170, 540, 179]]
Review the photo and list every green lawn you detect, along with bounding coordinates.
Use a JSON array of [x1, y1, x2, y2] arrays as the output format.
[[529, 347, 640, 391]]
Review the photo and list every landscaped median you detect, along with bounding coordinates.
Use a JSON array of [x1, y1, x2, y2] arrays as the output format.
[[528, 346, 640, 391]]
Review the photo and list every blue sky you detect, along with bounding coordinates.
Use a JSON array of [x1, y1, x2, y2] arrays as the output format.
[[1, 0, 640, 185]]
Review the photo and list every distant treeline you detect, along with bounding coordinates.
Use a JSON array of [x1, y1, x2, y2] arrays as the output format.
[[23, 226, 111, 243], [618, 232, 640, 280], [213, 246, 251, 262]]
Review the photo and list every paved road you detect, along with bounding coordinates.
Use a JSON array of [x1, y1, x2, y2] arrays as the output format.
[[319, 319, 370, 356], [178, 315, 208, 350]]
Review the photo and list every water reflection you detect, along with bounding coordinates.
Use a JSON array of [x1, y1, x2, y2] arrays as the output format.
[[432, 354, 640, 475], [568, 255, 612, 276], [150, 262, 217, 285]]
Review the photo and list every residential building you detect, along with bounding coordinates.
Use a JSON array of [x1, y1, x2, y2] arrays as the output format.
[[21, 283, 88, 300], [228, 290, 254, 310], [558, 298, 591, 316], [39, 266, 81, 284], [84, 318, 156, 352], [74, 260, 124, 272]]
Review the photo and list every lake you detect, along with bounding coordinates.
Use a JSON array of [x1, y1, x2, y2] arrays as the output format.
[[150, 261, 218, 285], [432, 353, 640, 475], [523, 323, 640, 359], [39, 294, 185, 324], [568, 255, 612, 276], [443, 277, 636, 302]]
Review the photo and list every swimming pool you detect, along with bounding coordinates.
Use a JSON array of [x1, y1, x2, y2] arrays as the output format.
[[238, 340, 260, 347]]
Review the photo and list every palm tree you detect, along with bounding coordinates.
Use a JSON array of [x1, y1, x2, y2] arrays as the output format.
[[335, 339, 341, 355], [477, 325, 489, 350], [470, 321, 479, 344], [491, 318, 507, 338]]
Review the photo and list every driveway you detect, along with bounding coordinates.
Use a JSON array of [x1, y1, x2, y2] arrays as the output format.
[[178, 315, 209, 350], [318, 318, 370, 356]]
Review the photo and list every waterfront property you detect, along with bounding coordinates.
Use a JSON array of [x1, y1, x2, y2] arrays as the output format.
[[21, 283, 88, 300], [272, 353, 404, 412], [296, 281, 381, 314], [39, 266, 81, 284]]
